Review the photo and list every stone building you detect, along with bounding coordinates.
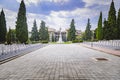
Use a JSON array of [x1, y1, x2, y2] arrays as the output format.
[[48, 28, 82, 42], [48, 28, 67, 42]]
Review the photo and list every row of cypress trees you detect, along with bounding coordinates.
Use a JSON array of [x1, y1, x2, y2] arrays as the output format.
[[0, 0, 29, 44], [96, 0, 120, 40], [31, 18, 76, 42], [30, 20, 49, 42]]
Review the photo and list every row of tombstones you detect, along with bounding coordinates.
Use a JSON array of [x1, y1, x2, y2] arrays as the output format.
[[83, 40, 120, 49]]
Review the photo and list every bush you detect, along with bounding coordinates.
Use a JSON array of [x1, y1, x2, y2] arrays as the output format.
[[72, 39, 83, 43], [80, 40, 83, 42], [31, 41, 41, 44], [41, 40, 48, 43]]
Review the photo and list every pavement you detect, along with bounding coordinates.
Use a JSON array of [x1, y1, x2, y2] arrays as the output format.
[[80, 43, 120, 57], [0, 44, 120, 80]]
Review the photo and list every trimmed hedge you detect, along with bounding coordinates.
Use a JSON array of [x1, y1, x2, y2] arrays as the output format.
[[72, 40, 83, 43], [41, 40, 48, 43]]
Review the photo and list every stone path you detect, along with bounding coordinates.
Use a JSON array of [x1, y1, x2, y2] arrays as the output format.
[[0, 44, 120, 80]]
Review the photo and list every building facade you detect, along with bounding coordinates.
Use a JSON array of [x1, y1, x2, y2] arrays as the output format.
[[48, 28, 67, 42], [48, 28, 82, 42]]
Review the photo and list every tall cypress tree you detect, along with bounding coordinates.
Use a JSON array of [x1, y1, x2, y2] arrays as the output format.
[[108, 0, 117, 39], [85, 18, 92, 41], [69, 19, 76, 41], [39, 21, 48, 41], [0, 9, 7, 43], [117, 8, 120, 39], [31, 20, 39, 41], [96, 12, 103, 40], [16, 0, 28, 43]]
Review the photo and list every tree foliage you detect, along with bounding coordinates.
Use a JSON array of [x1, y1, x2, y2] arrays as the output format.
[[7, 29, 16, 44], [16, 0, 28, 43], [31, 20, 39, 41], [108, 0, 117, 39], [84, 18, 92, 41], [39, 21, 49, 41], [94, 28, 97, 39], [0, 9, 7, 43], [96, 12, 103, 40], [11, 29, 16, 43], [103, 19, 110, 40], [67, 19, 76, 41], [117, 8, 120, 39]]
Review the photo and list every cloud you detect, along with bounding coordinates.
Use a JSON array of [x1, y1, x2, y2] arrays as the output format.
[[2, 0, 119, 32], [16, 0, 69, 6], [0, 8, 17, 31], [1, 5, 99, 32], [45, 7, 99, 31], [82, 0, 110, 7], [82, 0, 120, 10]]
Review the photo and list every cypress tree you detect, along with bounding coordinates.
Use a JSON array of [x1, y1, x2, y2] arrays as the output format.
[[0, 9, 7, 43], [16, 0, 28, 43], [69, 19, 76, 41], [103, 18, 110, 40], [39, 21, 48, 41], [108, 0, 117, 39], [94, 28, 97, 40], [85, 18, 92, 41], [10, 29, 16, 43], [31, 20, 39, 41], [117, 8, 120, 39], [96, 12, 103, 40]]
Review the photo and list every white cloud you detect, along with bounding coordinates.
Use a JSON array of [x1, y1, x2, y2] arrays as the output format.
[[52, 0, 69, 4], [2, 0, 120, 32], [0, 6, 98, 32], [82, 0, 120, 10], [16, 0, 69, 6], [0, 8, 17, 31], [44, 7, 99, 31], [82, 0, 110, 7]]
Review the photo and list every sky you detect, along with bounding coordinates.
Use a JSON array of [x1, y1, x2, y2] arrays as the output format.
[[0, 0, 120, 32]]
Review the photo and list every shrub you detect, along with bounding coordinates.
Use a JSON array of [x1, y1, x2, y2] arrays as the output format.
[[72, 39, 83, 43], [41, 40, 48, 43]]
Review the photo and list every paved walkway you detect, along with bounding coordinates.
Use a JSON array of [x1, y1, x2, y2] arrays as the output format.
[[0, 44, 120, 80], [80, 43, 120, 57]]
